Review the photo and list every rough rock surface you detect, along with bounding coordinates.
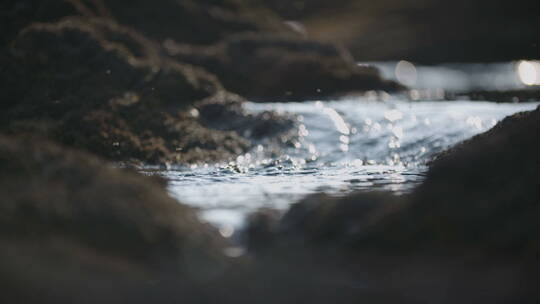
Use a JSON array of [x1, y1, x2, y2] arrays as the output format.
[[403, 105, 540, 253], [0, 0, 291, 47], [0, 17, 294, 164], [1, 0, 400, 164], [0, 135, 230, 303], [167, 34, 402, 101]]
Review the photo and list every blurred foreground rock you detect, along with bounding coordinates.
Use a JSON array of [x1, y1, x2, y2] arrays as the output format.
[[245, 105, 540, 303], [271, 106, 540, 255], [0, 135, 422, 304], [0, 135, 231, 303], [0, 0, 290, 48], [0, 0, 400, 164], [0, 17, 298, 164], [2, 1, 538, 303]]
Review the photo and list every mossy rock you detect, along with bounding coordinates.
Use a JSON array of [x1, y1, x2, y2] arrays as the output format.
[[0, 17, 255, 164]]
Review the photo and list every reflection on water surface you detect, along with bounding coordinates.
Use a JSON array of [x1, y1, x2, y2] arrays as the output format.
[[141, 97, 538, 233]]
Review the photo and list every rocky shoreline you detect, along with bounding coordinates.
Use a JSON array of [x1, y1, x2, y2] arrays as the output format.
[[1, 1, 539, 303]]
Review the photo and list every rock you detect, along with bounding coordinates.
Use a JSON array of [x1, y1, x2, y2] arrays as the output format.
[[278, 193, 399, 244], [244, 208, 281, 252], [0, 135, 229, 303], [0, 0, 79, 47], [167, 34, 403, 101], [271, 106, 540, 255], [259, 0, 540, 63], [1, 0, 292, 47], [196, 99, 296, 139], [98, 0, 292, 44], [404, 105, 540, 253], [1, 0, 395, 164], [0, 17, 268, 164], [236, 106, 540, 303]]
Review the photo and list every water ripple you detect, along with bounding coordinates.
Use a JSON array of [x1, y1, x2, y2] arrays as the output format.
[[142, 99, 539, 230]]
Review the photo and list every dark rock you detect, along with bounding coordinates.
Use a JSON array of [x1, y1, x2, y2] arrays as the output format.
[[196, 99, 296, 139], [167, 34, 403, 101], [0, 17, 258, 164], [259, 0, 540, 63], [0, 138, 427, 304], [1, 0, 392, 164], [99, 0, 292, 45], [235, 106, 540, 303], [0, 135, 229, 303], [244, 208, 281, 252], [403, 105, 540, 253], [282, 192, 403, 245], [1, 0, 291, 47], [0, 0, 79, 47], [272, 106, 540, 256]]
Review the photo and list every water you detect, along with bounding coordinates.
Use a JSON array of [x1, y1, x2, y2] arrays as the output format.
[[142, 98, 538, 233]]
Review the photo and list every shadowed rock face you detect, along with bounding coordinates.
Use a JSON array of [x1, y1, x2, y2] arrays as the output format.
[[0, 17, 256, 164], [167, 34, 403, 101], [270, 106, 540, 255], [0, 136, 419, 304], [330, 107, 540, 256], [0, 0, 291, 47], [1, 0, 400, 163], [0, 0, 78, 47], [239, 106, 540, 303], [405, 105, 540, 252], [260, 0, 540, 63], [99, 0, 292, 44], [0, 135, 230, 303]]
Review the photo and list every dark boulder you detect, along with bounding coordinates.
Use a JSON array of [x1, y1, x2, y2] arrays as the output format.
[[0, 17, 258, 164], [98, 0, 292, 45], [167, 34, 403, 101], [402, 105, 540, 253], [0, 0, 78, 47], [238, 106, 540, 303], [0, 135, 229, 303], [196, 98, 296, 139], [1, 0, 292, 47], [272, 105, 540, 255]]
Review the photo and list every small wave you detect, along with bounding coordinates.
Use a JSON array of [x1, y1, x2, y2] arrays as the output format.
[[142, 98, 539, 230]]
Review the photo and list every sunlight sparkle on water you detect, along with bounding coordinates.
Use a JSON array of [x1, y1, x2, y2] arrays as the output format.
[[322, 107, 350, 135], [142, 99, 539, 229], [395, 60, 418, 86], [517, 60, 540, 86]]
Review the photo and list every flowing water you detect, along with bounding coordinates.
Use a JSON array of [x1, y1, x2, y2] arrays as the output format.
[[141, 62, 539, 234], [142, 98, 538, 233]]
